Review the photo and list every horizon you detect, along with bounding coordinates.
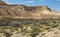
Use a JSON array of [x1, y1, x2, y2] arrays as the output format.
[[2, 0, 60, 11]]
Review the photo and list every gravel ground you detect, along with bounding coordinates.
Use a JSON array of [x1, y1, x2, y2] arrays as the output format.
[[37, 27, 60, 37]]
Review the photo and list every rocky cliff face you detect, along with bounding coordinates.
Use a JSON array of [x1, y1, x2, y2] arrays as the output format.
[[0, 1, 60, 19]]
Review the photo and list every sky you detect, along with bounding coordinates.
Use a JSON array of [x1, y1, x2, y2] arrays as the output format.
[[3, 0, 60, 11]]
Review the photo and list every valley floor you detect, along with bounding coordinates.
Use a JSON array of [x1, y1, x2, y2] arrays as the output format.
[[0, 19, 60, 37]]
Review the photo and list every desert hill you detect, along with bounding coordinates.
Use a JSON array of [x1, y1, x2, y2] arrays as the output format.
[[0, 0, 60, 37], [0, 0, 60, 19]]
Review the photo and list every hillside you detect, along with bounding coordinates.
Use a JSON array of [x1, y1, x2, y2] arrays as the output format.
[[0, 0, 60, 37], [0, 0, 60, 19]]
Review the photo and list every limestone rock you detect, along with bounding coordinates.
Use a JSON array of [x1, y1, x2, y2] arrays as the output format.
[[0, 0, 60, 19]]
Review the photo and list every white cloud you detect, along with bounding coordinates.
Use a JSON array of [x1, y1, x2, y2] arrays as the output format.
[[27, 1, 34, 3], [6, 2, 14, 4], [7, 2, 23, 4]]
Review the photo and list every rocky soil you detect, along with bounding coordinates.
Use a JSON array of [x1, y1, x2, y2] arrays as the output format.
[[0, 19, 59, 37], [37, 27, 60, 37]]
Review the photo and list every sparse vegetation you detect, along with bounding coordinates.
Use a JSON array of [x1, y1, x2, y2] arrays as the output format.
[[0, 19, 59, 37]]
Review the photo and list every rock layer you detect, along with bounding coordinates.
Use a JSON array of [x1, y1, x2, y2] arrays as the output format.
[[0, 0, 60, 19]]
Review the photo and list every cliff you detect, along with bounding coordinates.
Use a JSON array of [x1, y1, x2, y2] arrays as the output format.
[[0, 0, 60, 19]]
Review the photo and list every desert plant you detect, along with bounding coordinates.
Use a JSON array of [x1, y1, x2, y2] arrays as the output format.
[[4, 31, 12, 37]]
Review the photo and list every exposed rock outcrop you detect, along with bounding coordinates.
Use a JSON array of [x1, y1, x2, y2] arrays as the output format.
[[0, 0, 60, 19]]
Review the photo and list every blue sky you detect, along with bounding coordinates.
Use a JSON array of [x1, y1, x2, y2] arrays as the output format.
[[3, 0, 60, 11]]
